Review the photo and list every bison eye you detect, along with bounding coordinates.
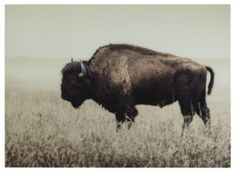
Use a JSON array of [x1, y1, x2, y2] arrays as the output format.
[[69, 75, 77, 84]]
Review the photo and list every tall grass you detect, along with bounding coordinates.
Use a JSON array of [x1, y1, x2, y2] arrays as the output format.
[[5, 87, 230, 167]]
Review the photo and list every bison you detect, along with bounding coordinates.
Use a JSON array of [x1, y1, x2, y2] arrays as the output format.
[[61, 44, 214, 135]]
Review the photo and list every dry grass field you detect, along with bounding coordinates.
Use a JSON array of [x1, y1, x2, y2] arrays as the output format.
[[5, 58, 230, 167]]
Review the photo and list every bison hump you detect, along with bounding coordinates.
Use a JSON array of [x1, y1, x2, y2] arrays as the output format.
[[90, 53, 132, 95]]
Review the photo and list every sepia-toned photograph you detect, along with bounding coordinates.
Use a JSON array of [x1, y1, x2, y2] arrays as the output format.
[[5, 5, 230, 167]]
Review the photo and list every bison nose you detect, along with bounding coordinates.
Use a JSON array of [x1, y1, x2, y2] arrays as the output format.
[[61, 93, 66, 99]]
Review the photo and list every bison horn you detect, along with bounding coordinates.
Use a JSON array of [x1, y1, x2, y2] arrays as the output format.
[[78, 61, 86, 77]]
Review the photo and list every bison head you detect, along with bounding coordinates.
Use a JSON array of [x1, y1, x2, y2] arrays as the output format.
[[61, 59, 93, 108]]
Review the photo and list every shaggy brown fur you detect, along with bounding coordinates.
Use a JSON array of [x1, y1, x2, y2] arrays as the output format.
[[61, 44, 214, 133]]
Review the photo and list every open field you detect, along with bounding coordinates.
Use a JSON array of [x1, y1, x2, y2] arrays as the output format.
[[5, 58, 230, 167]]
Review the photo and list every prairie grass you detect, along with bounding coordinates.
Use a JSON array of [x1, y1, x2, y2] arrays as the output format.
[[5, 57, 230, 167], [5, 87, 230, 167]]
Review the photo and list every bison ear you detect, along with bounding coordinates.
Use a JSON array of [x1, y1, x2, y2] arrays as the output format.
[[83, 62, 93, 78], [83, 61, 93, 78], [78, 61, 92, 78], [79, 62, 93, 86], [84, 64, 93, 86]]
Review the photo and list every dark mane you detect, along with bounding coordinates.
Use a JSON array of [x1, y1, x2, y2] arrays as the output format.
[[89, 44, 171, 63]]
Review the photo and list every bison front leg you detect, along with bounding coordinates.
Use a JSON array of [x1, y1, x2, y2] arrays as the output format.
[[115, 107, 138, 131], [126, 107, 138, 129], [115, 113, 126, 131]]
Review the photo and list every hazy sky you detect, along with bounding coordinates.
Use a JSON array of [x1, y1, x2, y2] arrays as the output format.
[[5, 5, 230, 59]]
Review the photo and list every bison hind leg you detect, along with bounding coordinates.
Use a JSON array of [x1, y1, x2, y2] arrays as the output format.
[[178, 97, 196, 137], [195, 93, 211, 128]]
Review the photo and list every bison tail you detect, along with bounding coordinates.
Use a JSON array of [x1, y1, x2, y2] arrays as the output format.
[[206, 66, 215, 95]]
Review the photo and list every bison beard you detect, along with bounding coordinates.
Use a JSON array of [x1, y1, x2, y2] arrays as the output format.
[[61, 44, 214, 136], [71, 100, 83, 108]]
